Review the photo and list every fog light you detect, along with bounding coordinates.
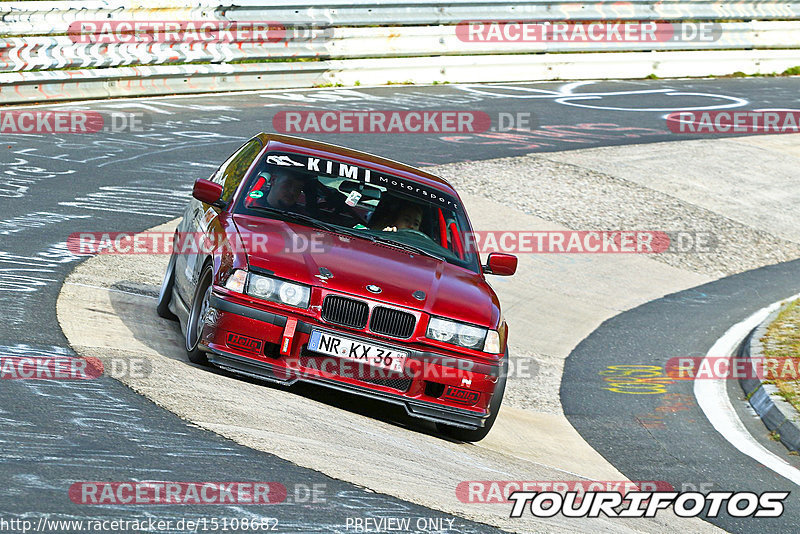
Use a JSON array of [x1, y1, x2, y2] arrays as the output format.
[[224, 269, 247, 292], [484, 330, 501, 354]]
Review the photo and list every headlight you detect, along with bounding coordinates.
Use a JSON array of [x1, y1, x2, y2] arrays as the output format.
[[427, 317, 459, 342], [426, 317, 487, 351], [278, 281, 307, 307], [250, 275, 275, 297], [246, 272, 310, 309]]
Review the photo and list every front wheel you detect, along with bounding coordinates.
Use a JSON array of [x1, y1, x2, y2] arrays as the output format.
[[185, 264, 212, 365], [437, 353, 508, 442]]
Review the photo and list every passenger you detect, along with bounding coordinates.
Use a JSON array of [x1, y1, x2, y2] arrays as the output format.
[[377, 202, 423, 233], [265, 171, 305, 211]]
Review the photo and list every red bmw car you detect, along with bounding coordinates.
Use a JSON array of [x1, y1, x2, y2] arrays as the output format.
[[157, 134, 517, 441]]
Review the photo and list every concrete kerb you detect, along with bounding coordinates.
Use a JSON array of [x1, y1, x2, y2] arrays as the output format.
[[739, 303, 800, 453]]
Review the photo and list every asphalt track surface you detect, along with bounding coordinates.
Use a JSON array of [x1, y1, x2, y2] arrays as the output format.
[[1, 78, 799, 531], [562, 260, 800, 533]]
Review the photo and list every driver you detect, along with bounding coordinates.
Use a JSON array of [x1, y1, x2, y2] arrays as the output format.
[[265, 171, 305, 212], [379, 202, 423, 233]]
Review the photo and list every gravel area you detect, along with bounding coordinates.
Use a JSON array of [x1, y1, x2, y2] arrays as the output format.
[[430, 154, 800, 278], [503, 348, 564, 413]]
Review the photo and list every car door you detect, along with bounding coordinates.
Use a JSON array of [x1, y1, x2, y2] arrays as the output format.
[[174, 136, 263, 304]]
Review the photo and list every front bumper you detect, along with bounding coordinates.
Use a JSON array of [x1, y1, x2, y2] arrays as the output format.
[[202, 292, 502, 429]]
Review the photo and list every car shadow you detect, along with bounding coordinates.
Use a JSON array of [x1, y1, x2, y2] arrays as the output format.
[[107, 281, 462, 443]]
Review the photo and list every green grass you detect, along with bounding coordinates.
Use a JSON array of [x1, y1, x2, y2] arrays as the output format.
[[718, 66, 800, 78], [762, 299, 800, 414]]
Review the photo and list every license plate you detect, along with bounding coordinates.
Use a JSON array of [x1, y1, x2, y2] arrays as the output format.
[[307, 330, 407, 373]]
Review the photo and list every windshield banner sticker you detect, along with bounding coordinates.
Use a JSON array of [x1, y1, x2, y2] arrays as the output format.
[[266, 154, 305, 167], [269, 152, 460, 210]]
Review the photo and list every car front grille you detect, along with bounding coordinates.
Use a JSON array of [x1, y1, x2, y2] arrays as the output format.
[[321, 295, 369, 329], [320, 294, 418, 339], [369, 306, 416, 339], [298, 353, 413, 392]]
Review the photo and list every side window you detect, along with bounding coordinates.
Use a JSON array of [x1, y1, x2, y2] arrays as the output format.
[[212, 137, 263, 202]]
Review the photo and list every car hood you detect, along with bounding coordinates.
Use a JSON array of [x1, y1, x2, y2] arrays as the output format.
[[232, 214, 498, 327]]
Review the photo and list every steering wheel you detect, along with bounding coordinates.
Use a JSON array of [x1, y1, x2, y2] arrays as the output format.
[[309, 185, 366, 226], [396, 228, 435, 242], [319, 197, 363, 223]]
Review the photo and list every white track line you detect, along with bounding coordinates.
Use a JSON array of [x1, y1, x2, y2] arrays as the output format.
[[694, 291, 800, 485]]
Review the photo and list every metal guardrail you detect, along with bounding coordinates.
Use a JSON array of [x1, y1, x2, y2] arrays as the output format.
[[1, 1, 799, 104], [4, 0, 800, 31], [3, 22, 800, 72], [3, 49, 798, 105]]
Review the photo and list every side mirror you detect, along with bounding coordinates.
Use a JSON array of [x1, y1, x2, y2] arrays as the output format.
[[484, 253, 517, 276], [192, 179, 224, 207]]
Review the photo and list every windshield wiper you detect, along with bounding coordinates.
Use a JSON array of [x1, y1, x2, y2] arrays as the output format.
[[247, 206, 338, 233], [247, 206, 444, 261], [248, 207, 378, 243], [369, 234, 445, 262]]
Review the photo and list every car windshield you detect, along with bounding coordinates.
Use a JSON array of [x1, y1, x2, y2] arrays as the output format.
[[233, 151, 480, 272]]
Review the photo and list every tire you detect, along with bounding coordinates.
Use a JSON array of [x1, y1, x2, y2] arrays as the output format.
[[156, 252, 178, 320], [437, 353, 509, 442], [185, 263, 213, 365]]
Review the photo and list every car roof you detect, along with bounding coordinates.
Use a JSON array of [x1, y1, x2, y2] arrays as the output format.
[[256, 133, 459, 196]]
